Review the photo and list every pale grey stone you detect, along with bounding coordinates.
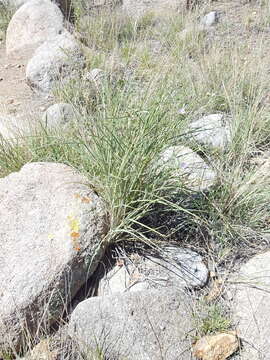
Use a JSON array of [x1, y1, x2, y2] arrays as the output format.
[[26, 31, 85, 93], [69, 288, 194, 360], [99, 246, 209, 296], [42, 103, 76, 128], [201, 11, 218, 27], [157, 145, 216, 191], [232, 251, 270, 360], [189, 114, 231, 150], [6, 0, 64, 56], [0, 162, 107, 350]]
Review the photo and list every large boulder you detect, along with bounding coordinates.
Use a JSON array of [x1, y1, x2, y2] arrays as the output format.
[[6, 0, 64, 56], [98, 245, 209, 296], [0, 162, 107, 351], [157, 145, 216, 191], [26, 31, 85, 93], [232, 252, 270, 359], [69, 288, 194, 360]]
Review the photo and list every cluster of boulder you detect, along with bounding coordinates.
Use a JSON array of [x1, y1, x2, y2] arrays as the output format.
[[6, 0, 84, 93]]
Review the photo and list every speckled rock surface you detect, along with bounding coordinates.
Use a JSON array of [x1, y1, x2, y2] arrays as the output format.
[[0, 162, 107, 350], [69, 288, 194, 360]]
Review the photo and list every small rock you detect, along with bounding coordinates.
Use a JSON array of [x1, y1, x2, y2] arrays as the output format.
[[156, 145, 216, 191], [6, 0, 64, 56], [99, 246, 209, 296], [42, 103, 76, 128], [188, 114, 231, 150], [201, 11, 219, 28], [193, 332, 239, 360]]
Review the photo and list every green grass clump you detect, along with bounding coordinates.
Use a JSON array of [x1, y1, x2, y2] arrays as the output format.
[[1, 3, 270, 259], [198, 304, 232, 336], [75, 9, 156, 52], [0, 2, 13, 36]]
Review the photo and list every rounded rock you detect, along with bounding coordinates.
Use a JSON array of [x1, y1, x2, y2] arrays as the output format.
[[42, 103, 76, 128], [157, 145, 217, 191], [188, 114, 231, 150], [26, 31, 85, 93], [98, 245, 209, 296], [6, 0, 64, 56]]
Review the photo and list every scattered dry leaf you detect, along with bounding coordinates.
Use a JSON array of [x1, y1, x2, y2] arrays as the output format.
[[27, 339, 58, 360], [193, 331, 239, 360], [205, 278, 224, 302], [81, 196, 92, 203]]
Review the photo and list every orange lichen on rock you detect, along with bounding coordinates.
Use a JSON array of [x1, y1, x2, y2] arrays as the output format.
[[74, 193, 92, 203], [67, 215, 81, 251], [70, 231, 80, 238]]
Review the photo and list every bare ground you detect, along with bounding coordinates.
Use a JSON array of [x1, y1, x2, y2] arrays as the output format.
[[0, 42, 51, 133]]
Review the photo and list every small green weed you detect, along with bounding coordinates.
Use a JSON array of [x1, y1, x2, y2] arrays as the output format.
[[194, 303, 232, 338]]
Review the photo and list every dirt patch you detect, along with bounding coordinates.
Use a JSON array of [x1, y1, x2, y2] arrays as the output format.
[[0, 43, 51, 128]]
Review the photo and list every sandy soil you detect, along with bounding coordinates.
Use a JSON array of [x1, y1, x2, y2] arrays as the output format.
[[0, 42, 51, 132]]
